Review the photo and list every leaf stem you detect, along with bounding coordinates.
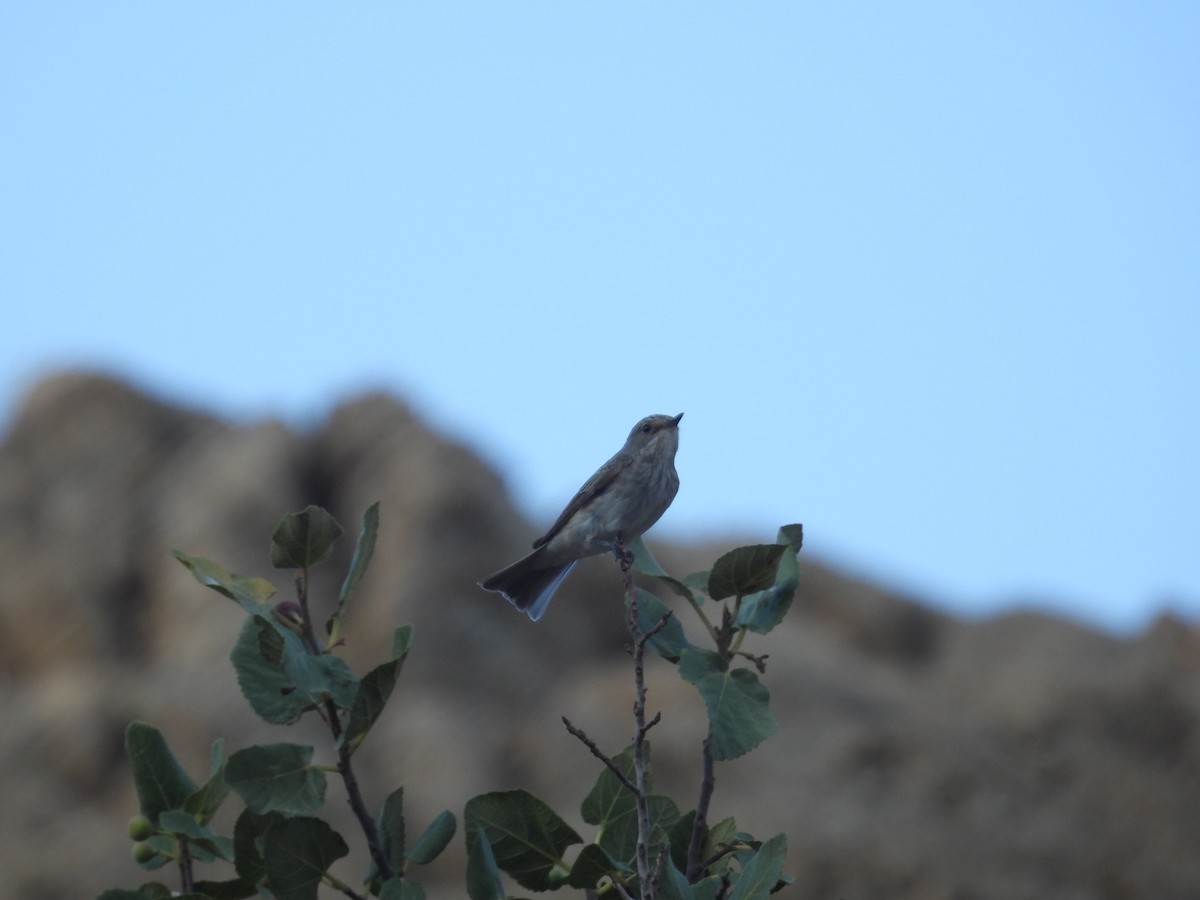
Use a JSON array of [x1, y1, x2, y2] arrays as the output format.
[[685, 593, 719, 644], [326, 613, 343, 648], [322, 868, 369, 900], [730, 626, 747, 654], [293, 567, 322, 655]]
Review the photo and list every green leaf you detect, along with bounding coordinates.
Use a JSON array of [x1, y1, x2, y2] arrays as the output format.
[[156, 810, 232, 861], [231, 618, 310, 725], [777, 524, 803, 554], [579, 748, 678, 865], [342, 659, 400, 751], [312, 652, 359, 708], [627, 535, 666, 575], [692, 876, 727, 900], [733, 547, 799, 635], [184, 739, 229, 825], [190, 878, 258, 900], [678, 649, 726, 680], [709, 816, 740, 845], [408, 811, 457, 865], [226, 744, 326, 816], [464, 790, 581, 892], [270, 505, 344, 570], [97, 892, 158, 900], [261, 816, 349, 900], [231, 616, 359, 725], [380, 878, 427, 900], [565, 842, 625, 889], [608, 795, 680, 868], [332, 502, 379, 619], [733, 526, 803, 634], [465, 822, 506, 900], [380, 787, 406, 871], [232, 809, 284, 885], [708, 544, 787, 601], [727, 833, 787, 900], [391, 623, 414, 660], [125, 722, 197, 824], [366, 786, 407, 889], [628, 537, 697, 602], [209, 737, 225, 775], [137, 834, 177, 870], [657, 857, 696, 900], [682, 570, 711, 598], [666, 809, 695, 873], [172, 551, 277, 615], [678, 650, 777, 760], [341, 625, 412, 752], [626, 589, 693, 662], [703, 817, 742, 875], [581, 746, 639, 829]]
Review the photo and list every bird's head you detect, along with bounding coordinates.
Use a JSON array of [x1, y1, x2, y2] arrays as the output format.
[[625, 412, 683, 457]]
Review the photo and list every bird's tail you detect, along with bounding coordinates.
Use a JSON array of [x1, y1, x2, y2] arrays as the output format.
[[479, 553, 577, 621]]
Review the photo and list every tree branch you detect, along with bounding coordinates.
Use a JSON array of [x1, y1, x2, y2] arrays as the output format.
[[177, 835, 194, 894], [685, 736, 716, 880], [292, 567, 394, 883], [325, 699, 393, 881], [616, 538, 655, 899]]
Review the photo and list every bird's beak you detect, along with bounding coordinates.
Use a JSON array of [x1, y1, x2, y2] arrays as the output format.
[[671, 413, 684, 426]]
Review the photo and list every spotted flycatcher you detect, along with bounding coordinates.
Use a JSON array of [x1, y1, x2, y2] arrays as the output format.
[[479, 412, 683, 620]]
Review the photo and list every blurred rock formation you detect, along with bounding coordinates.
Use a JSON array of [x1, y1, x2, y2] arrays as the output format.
[[1, 372, 1197, 899]]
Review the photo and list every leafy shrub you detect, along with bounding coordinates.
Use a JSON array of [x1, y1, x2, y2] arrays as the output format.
[[99, 505, 802, 900]]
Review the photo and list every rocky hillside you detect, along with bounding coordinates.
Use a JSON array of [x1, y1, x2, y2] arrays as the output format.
[[2, 372, 1198, 900]]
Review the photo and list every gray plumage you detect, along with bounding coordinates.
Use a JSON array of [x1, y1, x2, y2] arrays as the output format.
[[479, 412, 683, 620]]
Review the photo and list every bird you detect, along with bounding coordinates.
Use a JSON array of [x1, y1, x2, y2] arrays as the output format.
[[479, 412, 683, 620]]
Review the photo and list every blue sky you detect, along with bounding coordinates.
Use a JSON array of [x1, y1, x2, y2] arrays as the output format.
[[3, 4, 1197, 631]]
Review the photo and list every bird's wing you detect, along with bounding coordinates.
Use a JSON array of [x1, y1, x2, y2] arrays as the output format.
[[532, 451, 630, 549]]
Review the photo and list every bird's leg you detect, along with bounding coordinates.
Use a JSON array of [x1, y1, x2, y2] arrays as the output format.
[[610, 534, 635, 571]]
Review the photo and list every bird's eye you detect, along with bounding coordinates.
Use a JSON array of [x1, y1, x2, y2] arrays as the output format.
[[641, 423, 653, 434]]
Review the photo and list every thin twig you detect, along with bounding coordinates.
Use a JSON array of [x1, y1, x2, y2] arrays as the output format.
[[700, 840, 746, 872], [638, 611, 675, 645], [325, 695, 394, 880], [736, 650, 769, 674], [713, 869, 734, 900], [562, 716, 638, 795]]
